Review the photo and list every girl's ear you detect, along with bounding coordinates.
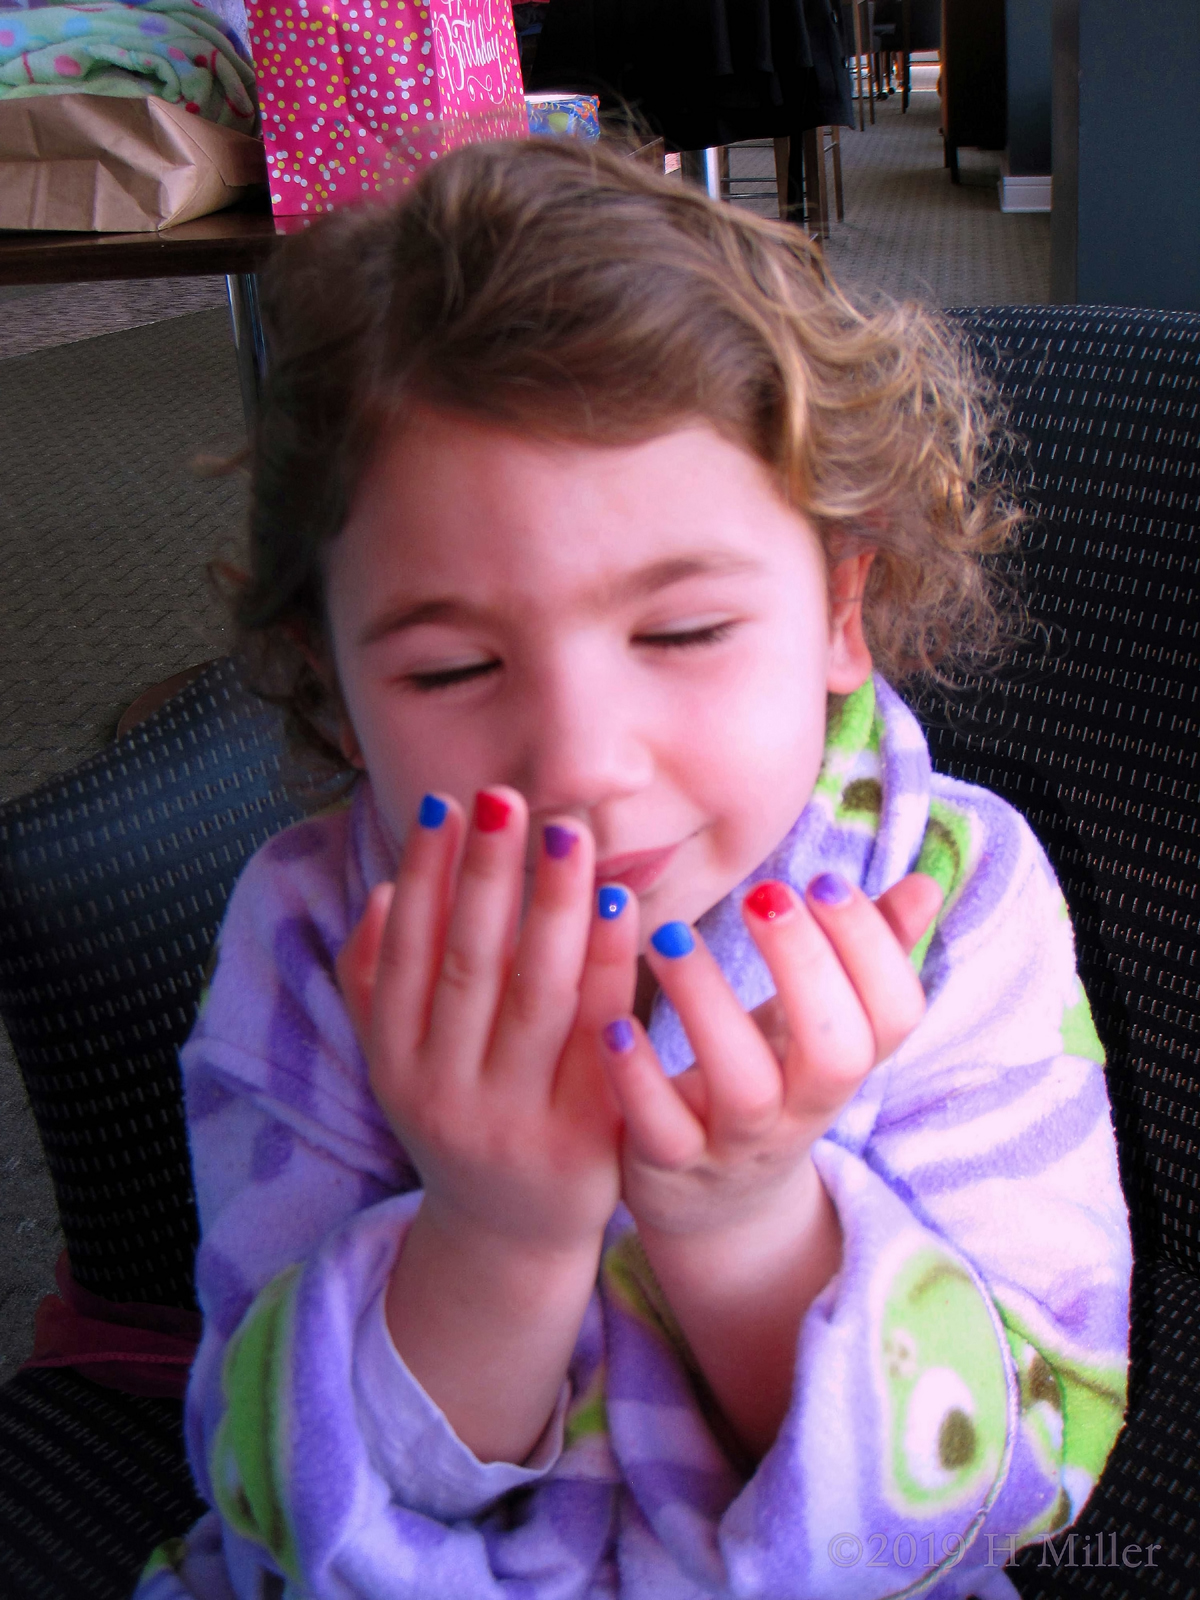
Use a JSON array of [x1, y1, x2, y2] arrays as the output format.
[[337, 716, 367, 771], [284, 618, 328, 680], [285, 620, 367, 770], [825, 549, 876, 695]]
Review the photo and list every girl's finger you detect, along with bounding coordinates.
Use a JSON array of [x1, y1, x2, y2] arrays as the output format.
[[643, 921, 787, 1147], [599, 1015, 707, 1169], [739, 881, 877, 1117], [335, 880, 394, 1051], [488, 818, 597, 1099], [801, 873, 928, 1061], [574, 882, 640, 1035], [743, 877, 924, 1075], [874, 871, 944, 955], [421, 787, 529, 1083], [369, 792, 464, 1059], [550, 882, 639, 1133]]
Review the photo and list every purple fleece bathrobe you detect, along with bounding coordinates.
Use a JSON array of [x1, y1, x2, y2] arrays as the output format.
[[135, 676, 1130, 1600]]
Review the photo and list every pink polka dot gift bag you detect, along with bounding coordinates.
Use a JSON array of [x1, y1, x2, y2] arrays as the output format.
[[248, 0, 529, 216]]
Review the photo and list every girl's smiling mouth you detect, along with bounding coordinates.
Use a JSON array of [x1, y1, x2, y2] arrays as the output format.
[[594, 843, 680, 894]]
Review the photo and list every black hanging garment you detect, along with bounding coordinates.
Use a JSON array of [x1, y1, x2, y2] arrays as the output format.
[[530, 0, 852, 153]]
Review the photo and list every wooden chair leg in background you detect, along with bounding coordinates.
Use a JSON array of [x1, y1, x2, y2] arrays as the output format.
[[850, 1, 866, 130], [826, 126, 844, 221], [866, 1, 877, 123], [773, 135, 790, 219], [802, 128, 829, 240], [777, 131, 833, 240]]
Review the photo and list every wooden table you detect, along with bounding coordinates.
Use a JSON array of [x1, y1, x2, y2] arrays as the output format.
[[0, 197, 284, 285], [0, 197, 294, 421]]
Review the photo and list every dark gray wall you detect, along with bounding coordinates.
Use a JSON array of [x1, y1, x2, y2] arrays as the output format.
[[1053, 0, 1200, 309], [1006, 0, 1051, 174]]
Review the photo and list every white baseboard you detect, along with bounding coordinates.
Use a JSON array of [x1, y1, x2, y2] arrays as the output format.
[[1000, 174, 1052, 213]]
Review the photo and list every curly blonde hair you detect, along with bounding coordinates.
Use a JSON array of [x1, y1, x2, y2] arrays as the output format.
[[228, 137, 1020, 780]]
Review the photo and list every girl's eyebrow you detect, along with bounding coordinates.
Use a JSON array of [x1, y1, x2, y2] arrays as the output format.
[[359, 598, 478, 647], [358, 552, 761, 647]]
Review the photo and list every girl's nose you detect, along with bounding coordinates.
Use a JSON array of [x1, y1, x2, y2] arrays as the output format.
[[511, 658, 653, 818]]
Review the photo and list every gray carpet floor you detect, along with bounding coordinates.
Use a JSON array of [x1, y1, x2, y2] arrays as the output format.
[[729, 84, 1050, 306], [0, 87, 1049, 1381], [0, 274, 228, 362]]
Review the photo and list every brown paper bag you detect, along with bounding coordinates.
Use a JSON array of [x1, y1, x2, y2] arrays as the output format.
[[0, 94, 267, 231]]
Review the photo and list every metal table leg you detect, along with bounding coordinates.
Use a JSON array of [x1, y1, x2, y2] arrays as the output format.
[[225, 271, 267, 432], [680, 148, 726, 200]]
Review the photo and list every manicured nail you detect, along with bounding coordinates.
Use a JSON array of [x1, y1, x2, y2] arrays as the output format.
[[808, 871, 852, 907], [597, 883, 629, 920], [651, 921, 694, 959], [474, 791, 511, 833], [603, 1018, 636, 1054], [543, 824, 578, 860], [418, 793, 448, 829], [745, 881, 793, 921]]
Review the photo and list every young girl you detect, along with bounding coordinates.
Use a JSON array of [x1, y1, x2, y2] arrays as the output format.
[[138, 139, 1130, 1600]]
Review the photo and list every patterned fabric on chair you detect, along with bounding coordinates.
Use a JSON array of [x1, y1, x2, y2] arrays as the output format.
[[0, 657, 304, 1600], [925, 305, 1200, 1592]]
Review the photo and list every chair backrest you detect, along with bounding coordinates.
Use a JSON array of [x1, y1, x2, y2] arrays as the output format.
[[905, 0, 941, 53], [0, 658, 303, 1308], [926, 305, 1200, 1275]]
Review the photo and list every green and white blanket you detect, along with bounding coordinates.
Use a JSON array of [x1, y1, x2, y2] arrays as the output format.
[[0, 0, 256, 130]]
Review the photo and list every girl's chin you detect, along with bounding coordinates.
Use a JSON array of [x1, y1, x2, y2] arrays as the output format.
[[623, 833, 746, 941], [633, 881, 727, 946]]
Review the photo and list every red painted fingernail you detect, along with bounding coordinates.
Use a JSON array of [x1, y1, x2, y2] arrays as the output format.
[[474, 791, 511, 833], [745, 881, 793, 921]]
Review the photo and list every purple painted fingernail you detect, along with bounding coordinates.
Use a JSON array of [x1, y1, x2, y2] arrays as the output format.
[[808, 871, 852, 906], [603, 1018, 636, 1054], [543, 824, 578, 860]]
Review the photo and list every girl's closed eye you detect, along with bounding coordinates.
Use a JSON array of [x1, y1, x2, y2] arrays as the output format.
[[405, 657, 501, 692], [402, 620, 737, 691], [634, 619, 738, 651]]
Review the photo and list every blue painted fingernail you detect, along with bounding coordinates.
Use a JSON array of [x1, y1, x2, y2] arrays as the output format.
[[597, 884, 629, 920], [418, 794, 448, 829], [809, 871, 852, 906], [651, 921, 694, 959], [603, 1018, 636, 1054], [543, 824, 578, 860]]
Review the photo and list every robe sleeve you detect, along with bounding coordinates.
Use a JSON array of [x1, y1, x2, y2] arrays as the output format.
[[598, 783, 1130, 1600]]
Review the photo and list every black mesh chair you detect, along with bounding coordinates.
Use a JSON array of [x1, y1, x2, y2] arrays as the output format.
[[0, 658, 303, 1599], [919, 305, 1200, 1595], [2, 308, 1200, 1598]]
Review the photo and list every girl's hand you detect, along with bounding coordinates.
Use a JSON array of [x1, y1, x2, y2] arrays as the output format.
[[336, 788, 637, 1258], [600, 871, 943, 1241]]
